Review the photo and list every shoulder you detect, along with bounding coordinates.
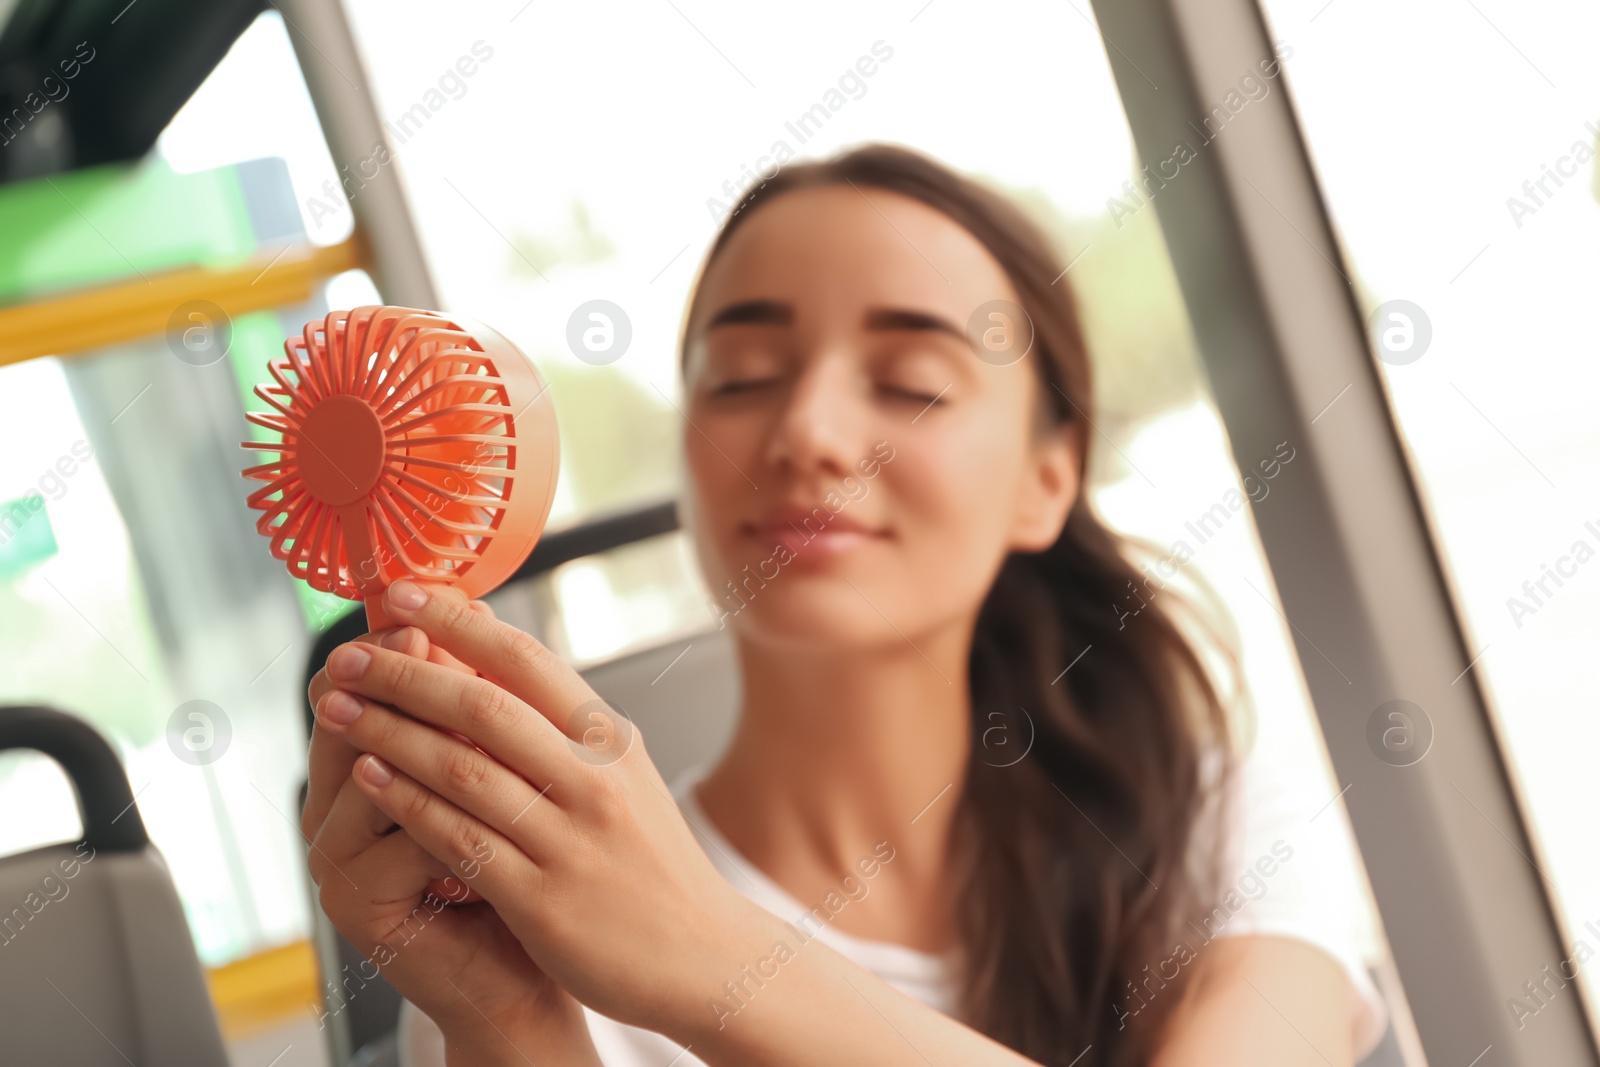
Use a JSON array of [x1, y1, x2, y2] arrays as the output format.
[[1189, 731, 1389, 1059], [1149, 933, 1357, 1066]]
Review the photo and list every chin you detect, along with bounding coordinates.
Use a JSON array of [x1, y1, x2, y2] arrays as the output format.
[[715, 579, 893, 650]]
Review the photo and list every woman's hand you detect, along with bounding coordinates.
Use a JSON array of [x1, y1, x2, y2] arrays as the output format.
[[306, 619, 488, 904], [305, 618, 477, 860], [310, 579, 777, 1042], [302, 613, 603, 1066]]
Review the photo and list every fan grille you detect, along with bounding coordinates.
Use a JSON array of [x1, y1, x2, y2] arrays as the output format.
[[242, 306, 546, 602]]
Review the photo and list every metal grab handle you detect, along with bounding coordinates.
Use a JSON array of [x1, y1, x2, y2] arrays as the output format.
[[0, 705, 148, 852]]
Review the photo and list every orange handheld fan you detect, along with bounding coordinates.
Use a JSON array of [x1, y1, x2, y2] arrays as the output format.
[[241, 306, 559, 632], [242, 306, 559, 903]]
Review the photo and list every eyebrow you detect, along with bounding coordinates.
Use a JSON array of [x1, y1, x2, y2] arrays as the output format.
[[704, 299, 792, 330], [862, 306, 967, 343], [702, 300, 967, 343]]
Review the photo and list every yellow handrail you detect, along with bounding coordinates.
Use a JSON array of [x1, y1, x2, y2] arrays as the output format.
[[204, 938, 321, 1040], [0, 237, 366, 368]]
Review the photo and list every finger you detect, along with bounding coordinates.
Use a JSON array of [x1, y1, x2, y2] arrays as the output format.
[[344, 827, 469, 906], [311, 769, 398, 873], [419, 601, 492, 677], [314, 766, 488, 906], [316, 689, 558, 854], [316, 819, 484, 961], [352, 754, 527, 907], [425, 640, 473, 675], [303, 627, 430, 842], [311, 764, 487, 911], [379, 581, 594, 735], [321, 633, 576, 791], [308, 627, 428, 713]]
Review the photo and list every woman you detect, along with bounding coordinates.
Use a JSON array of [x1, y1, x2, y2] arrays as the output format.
[[302, 144, 1386, 1065]]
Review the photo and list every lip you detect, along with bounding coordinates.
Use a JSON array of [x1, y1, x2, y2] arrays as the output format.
[[736, 505, 889, 543]]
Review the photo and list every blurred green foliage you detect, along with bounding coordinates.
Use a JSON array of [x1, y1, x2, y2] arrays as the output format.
[[508, 199, 617, 277], [543, 360, 681, 519], [988, 180, 1207, 485]]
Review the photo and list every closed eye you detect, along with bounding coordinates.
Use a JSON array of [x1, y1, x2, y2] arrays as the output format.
[[710, 376, 784, 397], [878, 382, 948, 405]]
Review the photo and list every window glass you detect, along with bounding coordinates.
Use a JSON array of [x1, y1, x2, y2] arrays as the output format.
[[0, 325, 315, 967], [0, 10, 353, 974], [1258, 0, 1600, 1035], [158, 12, 352, 247]]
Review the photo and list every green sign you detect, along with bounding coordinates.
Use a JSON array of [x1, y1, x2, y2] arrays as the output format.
[[0, 494, 59, 581]]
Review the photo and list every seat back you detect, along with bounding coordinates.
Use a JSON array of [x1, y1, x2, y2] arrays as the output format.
[[580, 627, 739, 784], [0, 706, 229, 1067]]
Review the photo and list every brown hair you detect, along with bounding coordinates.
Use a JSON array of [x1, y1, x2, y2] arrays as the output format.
[[680, 143, 1236, 1066]]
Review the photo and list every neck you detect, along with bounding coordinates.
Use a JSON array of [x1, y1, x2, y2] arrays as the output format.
[[694, 616, 973, 927]]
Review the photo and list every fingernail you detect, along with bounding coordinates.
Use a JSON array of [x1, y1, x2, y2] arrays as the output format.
[[379, 627, 415, 652], [320, 690, 364, 727], [387, 580, 428, 611], [328, 643, 372, 681], [359, 755, 395, 787]]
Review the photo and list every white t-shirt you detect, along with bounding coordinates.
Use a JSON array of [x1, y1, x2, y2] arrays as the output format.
[[399, 748, 1388, 1065]]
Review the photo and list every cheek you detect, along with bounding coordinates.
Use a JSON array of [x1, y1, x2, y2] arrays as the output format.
[[683, 409, 763, 567], [684, 408, 761, 501], [882, 437, 1024, 592], [903, 410, 1028, 526]]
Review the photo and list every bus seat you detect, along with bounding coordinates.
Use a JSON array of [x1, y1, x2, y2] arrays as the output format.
[[0, 705, 229, 1067], [579, 627, 739, 784]]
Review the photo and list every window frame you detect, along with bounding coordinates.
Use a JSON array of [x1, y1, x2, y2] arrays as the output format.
[[1084, 0, 1600, 1062]]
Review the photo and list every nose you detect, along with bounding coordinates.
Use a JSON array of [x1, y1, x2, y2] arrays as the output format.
[[762, 352, 865, 481]]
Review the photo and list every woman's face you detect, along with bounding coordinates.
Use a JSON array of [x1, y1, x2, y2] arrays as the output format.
[[682, 183, 1078, 651]]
